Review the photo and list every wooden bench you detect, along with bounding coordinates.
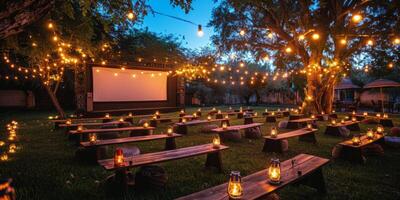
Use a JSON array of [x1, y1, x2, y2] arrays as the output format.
[[288, 114, 304, 120], [337, 134, 385, 163], [59, 121, 129, 129], [98, 144, 229, 192], [263, 128, 318, 153], [176, 154, 329, 200], [379, 118, 394, 127], [212, 123, 263, 141], [286, 118, 316, 129], [324, 121, 360, 136], [79, 133, 182, 161], [174, 119, 229, 135], [149, 115, 197, 127], [243, 115, 263, 124], [69, 126, 155, 143]]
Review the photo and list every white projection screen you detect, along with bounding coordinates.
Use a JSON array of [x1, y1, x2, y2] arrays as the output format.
[[92, 67, 168, 102]]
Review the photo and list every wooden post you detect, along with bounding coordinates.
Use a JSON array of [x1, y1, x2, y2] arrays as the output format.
[[176, 125, 188, 135], [205, 151, 223, 172], [165, 137, 177, 150]]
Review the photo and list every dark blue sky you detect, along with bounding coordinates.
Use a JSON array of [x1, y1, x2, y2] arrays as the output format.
[[137, 0, 216, 50]]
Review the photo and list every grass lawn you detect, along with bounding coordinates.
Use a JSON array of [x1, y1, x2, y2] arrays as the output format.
[[1, 106, 400, 200]]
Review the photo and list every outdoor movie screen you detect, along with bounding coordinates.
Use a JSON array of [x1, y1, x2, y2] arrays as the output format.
[[92, 67, 168, 102]]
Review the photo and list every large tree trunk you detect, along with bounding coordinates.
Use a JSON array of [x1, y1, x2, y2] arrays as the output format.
[[44, 83, 66, 119]]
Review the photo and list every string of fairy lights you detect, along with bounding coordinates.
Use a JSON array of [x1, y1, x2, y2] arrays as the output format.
[[0, 12, 399, 87]]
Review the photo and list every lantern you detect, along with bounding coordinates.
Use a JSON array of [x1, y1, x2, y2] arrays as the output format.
[[105, 113, 110, 118], [77, 125, 83, 132], [366, 129, 374, 140], [363, 112, 368, 116], [207, 115, 212, 121], [345, 116, 349, 120], [270, 127, 278, 138], [254, 112, 258, 117], [155, 111, 160, 116], [114, 148, 125, 167], [7, 135, 15, 141], [143, 122, 149, 128], [351, 117, 356, 122], [352, 111, 356, 115], [218, 110, 221, 114], [89, 133, 97, 143], [332, 110, 336, 113], [0, 153, 8, 161], [128, 112, 133, 117], [277, 108, 281, 112], [225, 115, 229, 119], [376, 125, 384, 135], [222, 121, 228, 129], [271, 112, 275, 116], [212, 107, 216, 111], [212, 136, 220, 149], [265, 108, 268, 113], [167, 127, 173, 136], [352, 135, 361, 146], [376, 113, 381, 118], [341, 119, 345, 124], [268, 158, 281, 185], [331, 119, 337, 125], [8, 144, 16, 154], [198, 108, 201, 112], [0, 179, 16, 200], [306, 123, 313, 130], [321, 111, 325, 115], [152, 115, 157, 120], [0, 141, 5, 146], [383, 114, 388, 119], [181, 118, 187, 123], [66, 119, 72, 125], [193, 113, 197, 117], [311, 114, 315, 119], [227, 171, 243, 199], [48, 116, 54, 120], [119, 117, 124, 122], [239, 107, 243, 112], [9, 130, 16, 137], [229, 106, 232, 110], [285, 108, 289, 111]]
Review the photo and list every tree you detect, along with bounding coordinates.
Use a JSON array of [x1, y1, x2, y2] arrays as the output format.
[[209, 0, 400, 113], [0, 0, 192, 118]]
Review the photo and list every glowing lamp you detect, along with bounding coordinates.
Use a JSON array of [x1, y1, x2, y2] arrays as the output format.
[[0, 153, 8, 161], [277, 108, 281, 112], [332, 110, 336, 113], [119, 118, 124, 122], [7, 136, 15, 141], [311, 115, 315, 119], [268, 158, 281, 185], [225, 115, 229, 119], [128, 112, 133, 117], [376, 113, 381, 118], [77, 125, 83, 132], [89, 133, 97, 143], [363, 112, 368, 116], [352, 135, 361, 146], [306, 123, 313, 130], [167, 127, 173, 136], [0, 141, 5, 146], [376, 125, 384, 135], [271, 112, 275, 116], [212, 136, 220, 149], [270, 127, 278, 138], [345, 116, 349, 120], [352, 14, 362, 23], [227, 171, 243, 199], [9, 130, 16, 137], [8, 144, 16, 153], [229, 106, 232, 110], [152, 115, 157, 120], [207, 115, 212, 121], [143, 122, 149, 128], [197, 108, 201, 112], [212, 107, 216, 111], [48, 116, 54, 120], [254, 112, 258, 117], [321, 111, 325, 115], [222, 121, 228, 130], [105, 113, 110, 118], [331, 119, 337, 126], [218, 110, 222, 114], [285, 108, 289, 111], [366, 129, 374, 140], [341, 119, 345, 124], [66, 119, 72, 125], [180, 109, 185, 114], [351, 117, 356, 122], [193, 113, 197, 118], [114, 148, 125, 167], [383, 114, 388, 119], [265, 109, 268, 113], [352, 111, 356, 115], [155, 111, 160, 116]]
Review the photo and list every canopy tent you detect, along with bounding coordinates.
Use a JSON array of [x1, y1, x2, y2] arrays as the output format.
[[363, 79, 400, 113]]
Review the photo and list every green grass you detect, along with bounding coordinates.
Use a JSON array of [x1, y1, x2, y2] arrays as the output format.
[[1, 106, 400, 200]]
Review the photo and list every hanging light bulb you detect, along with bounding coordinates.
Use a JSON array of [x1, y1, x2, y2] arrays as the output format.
[[127, 11, 135, 20], [340, 39, 347, 45], [311, 33, 320, 40], [197, 25, 204, 37], [352, 14, 362, 23], [285, 47, 292, 53], [298, 34, 305, 40], [239, 29, 245, 36], [393, 38, 400, 45], [366, 39, 374, 46]]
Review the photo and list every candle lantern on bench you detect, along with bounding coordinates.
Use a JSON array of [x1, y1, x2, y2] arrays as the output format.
[[321, 111, 325, 115], [143, 122, 149, 128], [167, 127, 173, 136], [227, 171, 243, 199], [376, 113, 381, 118], [105, 113, 110, 119], [193, 113, 197, 118], [331, 119, 337, 126], [366, 129, 374, 140], [311, 114, 315, 119], [66, 119, 72, 125], [222, 121, 228, 130], [77, 125, 84, 132], [270, 127, 278, 138], [181, 118, 187, 123], [0, 153, 8, 161], [265, 108, 268, 113], [114, 148, 125, 167], [306, 123, 313, 130], [352, 135, 361, 146], [8, 144, 16, 154], [376, 125, 384, 135], [351, 117, 356, 122], [341, 119, 345, 124], [119, 117, 124, 122], [383, 113, 388, 119], [89, 133, 97, 144], [363, 112, 368, 116], [268, 158, 281, 185], [128, 112, 133, 117], [225, 115, 229, 119], [207, 115, 212, 121], [352, 111, 356, 115], [212, 136, 220, 149], [271, 112, 275, 116]]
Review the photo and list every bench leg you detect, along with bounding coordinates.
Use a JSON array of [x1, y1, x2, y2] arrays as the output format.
[[205, 151, 223, 172], [244, 118, 253, 124], [347, 123, 360, 131], [165, 138, 176, 150], [262, 139, 283, 153], [176, 125, 188, 135], [237, 113, 243, 119], [299, 133, 317, 144], [339, 146, 365, 164], [150, 119, 158, 128], [299, 168, 327, 194]]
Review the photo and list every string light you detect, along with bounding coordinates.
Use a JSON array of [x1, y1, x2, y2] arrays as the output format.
[[285, 47, 292, 53], [197, 25, 204, 37], [340, 39, 347, 45], [127, 11, 135, 20], [352, 14, 362, 23], [239, 29, 245, 36], [312, 33, 320, 40]]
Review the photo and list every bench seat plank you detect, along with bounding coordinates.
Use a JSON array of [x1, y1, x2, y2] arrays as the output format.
[[80, 133, 182, 147], [98, 144, 229, 170], [264, 128, 317, 140], [212, 123, 263, 133], [69, 126, 155, 135], [59, 121, 128, 128], [176, 154, 329, 200]]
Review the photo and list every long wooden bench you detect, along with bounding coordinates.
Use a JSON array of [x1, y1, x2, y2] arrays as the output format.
[[176, 154, 329, 200], [288, 114, 304, 120], [69, 126, 155, 143], [174, 119, 230, 135], [324, 120, 360, 136], [336, 134, 385, 163], [212, 123, 263, 141], [263, 128, 318, 153], [59, 121, 129, 129], [149, 115, 197, 127], [79, 133, 182, 161], [286, 118, 316, 129]]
